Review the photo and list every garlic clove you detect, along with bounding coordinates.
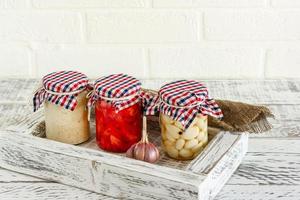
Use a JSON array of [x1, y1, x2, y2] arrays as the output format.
[[166, 145, 179, 159], [144, 143, 160, 163], [191, 142, 204, 153], [197, 131, 206, 142], [133, 143, 146, 161], [166, 133, 176, 142], [184, 139, 198, 149], [165, 124, 181, 139], [179, 149, 193, 158], [175, 138, 185, 150], [126, 144, 136, 158], [181, 126, 199, 140], [164, 139, 175, 147]]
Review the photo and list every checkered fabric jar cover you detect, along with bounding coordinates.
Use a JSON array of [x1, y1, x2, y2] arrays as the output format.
[[33, 71, 89, 112], [142, 80, 223, 129], [88, 74, 141, 112]]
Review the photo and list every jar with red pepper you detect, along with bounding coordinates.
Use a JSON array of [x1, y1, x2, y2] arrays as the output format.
[[89, 74, 142, 153]]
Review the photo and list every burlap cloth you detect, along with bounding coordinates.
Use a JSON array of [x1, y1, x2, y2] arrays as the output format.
[[143, 89, 274, 133], [208, 100, 274, 133]]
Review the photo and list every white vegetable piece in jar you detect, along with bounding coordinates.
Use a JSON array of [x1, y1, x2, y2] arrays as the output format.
[[160, 113, 208, 160]]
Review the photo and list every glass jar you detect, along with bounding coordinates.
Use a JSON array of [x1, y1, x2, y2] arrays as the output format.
[[45, 91, 90, 144], [95, 99, 142, 152], [160, 113, 208, 160], [91, 74, 143, 153], [151, 80, 223, 160], [33, 70, 90, 145]]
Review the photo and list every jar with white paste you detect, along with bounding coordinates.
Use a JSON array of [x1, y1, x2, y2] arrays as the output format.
[[144, 80, 223, 160], [33, 71, 90, 144]]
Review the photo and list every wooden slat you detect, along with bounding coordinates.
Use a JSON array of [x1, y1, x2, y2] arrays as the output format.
[[252, 104, 300, 137], [0, 168, 43, 183], [250, 119, 300, 138], [247, 138, 300, 153], [226, 138, 300, 185], [268, 104, 300, 121], [0, 183, 299, 200], [228, 152, 300, 185], [0, 104, 32, 130], [0, 79, 39, 103], [216, 185, 300, 200], [0, 182, 112, 200]]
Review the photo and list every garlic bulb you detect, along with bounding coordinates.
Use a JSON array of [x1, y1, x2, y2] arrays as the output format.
[[126, 116, 160, 163]]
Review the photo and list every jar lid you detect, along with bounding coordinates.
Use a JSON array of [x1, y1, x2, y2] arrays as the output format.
[[33, 71, 89, 111], [143, 80, 223, 129], [88, 74, 141, 112]]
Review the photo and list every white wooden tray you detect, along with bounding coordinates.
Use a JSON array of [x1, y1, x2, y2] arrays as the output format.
[[0, 110, 248, 200]]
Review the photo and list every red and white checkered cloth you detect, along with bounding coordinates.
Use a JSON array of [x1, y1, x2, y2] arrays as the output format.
[[142, 80, 223, 129], [33, 71, 89, 112], [88, 74, 141, 112]]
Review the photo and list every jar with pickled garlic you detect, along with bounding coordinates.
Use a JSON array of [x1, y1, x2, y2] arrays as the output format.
[[88, 74, 142, 153], [33, 71, 90, 144], [157, 80, 223, 160]]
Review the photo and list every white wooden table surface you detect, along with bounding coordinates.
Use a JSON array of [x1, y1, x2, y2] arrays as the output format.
[[0, 79, 299, 200]]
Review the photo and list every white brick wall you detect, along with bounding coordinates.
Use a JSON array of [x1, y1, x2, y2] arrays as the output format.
[[35, 46, 146, 78], [149, 47, 264, 78], [87, 11, 199, 43], [266, 49, 300, 78], [0, 45, 31, 77], [0, 0, 299, 79], [205, 11, 300, 40]]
